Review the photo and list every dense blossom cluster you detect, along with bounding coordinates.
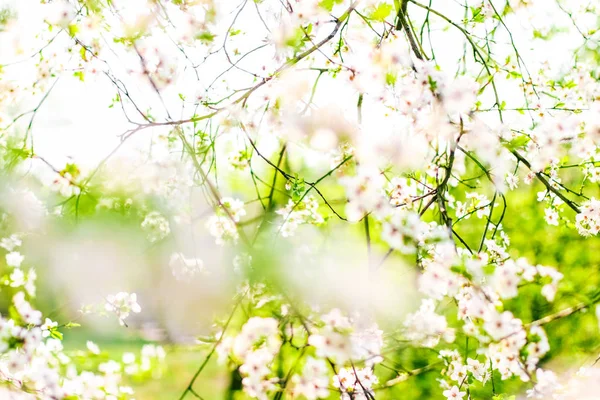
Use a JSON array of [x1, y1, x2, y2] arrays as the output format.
[[0, 221, 163, 398], [0, 0, 599, 399]]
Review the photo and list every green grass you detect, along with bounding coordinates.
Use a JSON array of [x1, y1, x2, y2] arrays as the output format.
[[62, 331, 229, 399]]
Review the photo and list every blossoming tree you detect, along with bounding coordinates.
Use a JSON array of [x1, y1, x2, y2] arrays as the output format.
[[0, 0, 600, 399]]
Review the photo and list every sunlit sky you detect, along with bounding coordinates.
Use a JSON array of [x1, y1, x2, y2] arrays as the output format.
[[1, 0, 594, 177]]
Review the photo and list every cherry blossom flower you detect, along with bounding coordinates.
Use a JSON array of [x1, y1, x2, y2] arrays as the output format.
[[104, 292, 142, 326], [5, 251, 24, 268], [443, 385, 466, 400]]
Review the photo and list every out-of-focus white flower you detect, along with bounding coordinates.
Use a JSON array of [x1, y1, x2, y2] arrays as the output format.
[[527, 368, 561, 399], [0, 235, 22, 252], [87, 341, 101, 355], [44, 0, 75, 28], [105, 292, 142, 326], [206, 215, 238, 245], [13, 291, 42, 325], [291, 357, 329, 399], [141, 211, 170, 242], [5, 251, 24, 268], [442, 76, 478, 115], [404, 299, 455, 348], [169, 252, 205, 281]]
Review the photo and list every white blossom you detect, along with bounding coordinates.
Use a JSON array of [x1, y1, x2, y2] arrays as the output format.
[[105, 292, 142, 326]]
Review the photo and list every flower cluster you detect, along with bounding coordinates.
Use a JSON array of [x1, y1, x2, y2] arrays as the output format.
[[231, 317, 281, 399], [0, 0, 599, 399], [104, 292, 142, 326], [141, 211, 171, 243], [276, 195, 324, 237]]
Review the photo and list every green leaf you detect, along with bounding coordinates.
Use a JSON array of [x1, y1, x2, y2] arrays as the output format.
[[8, 305, 21, 324], [196, 31, 216, 44], [385, 71, 397, 86], [319, 0, 342, 12], [427, 75, 438, 92], [73, 71, 85, 82], [508, 70, 522, 79], [470, 6, 485, 23], [370, 3, 393, 22], [305, 23, 313, 35], [79, 46, 87, 61], [63, 163, 81, 179], [285, 27, 305, 51], [50, 330, 64, 340], [291, 177, 306, 202], [493, 396, 516, 400], [68, 23, 79, 37], [505, 135, 530, 150]]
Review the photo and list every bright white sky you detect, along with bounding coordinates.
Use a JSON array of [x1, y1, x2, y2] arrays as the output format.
[[0, 0, 594, 174]]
